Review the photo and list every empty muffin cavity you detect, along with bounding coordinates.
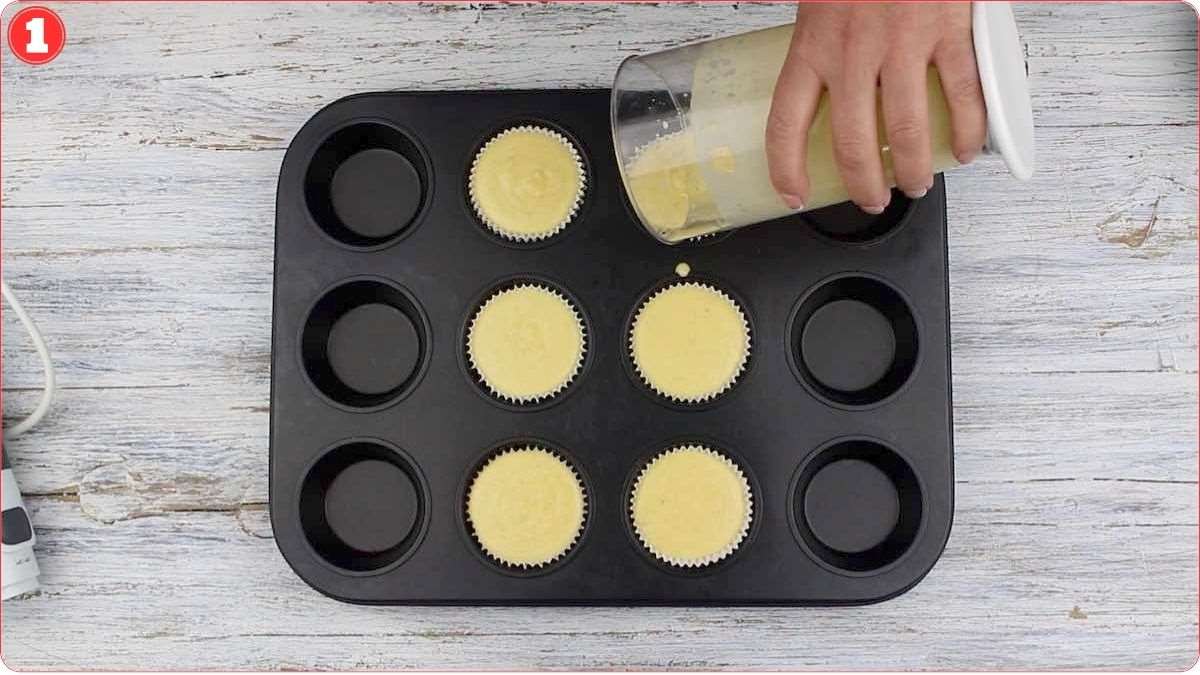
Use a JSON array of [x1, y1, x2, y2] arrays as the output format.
[[788, 274, 918, 407], [803, 189, 914, 244], [301, 278, 431, 410], [790, 438, 923, 574], [299, 439, 429, 573], [305, 122, 431, 248]]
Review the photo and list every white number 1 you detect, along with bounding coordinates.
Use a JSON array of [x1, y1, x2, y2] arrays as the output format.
[[25, 17, 49, 54]]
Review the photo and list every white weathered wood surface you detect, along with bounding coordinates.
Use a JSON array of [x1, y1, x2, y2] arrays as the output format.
[[1, 2, 1196, 669]]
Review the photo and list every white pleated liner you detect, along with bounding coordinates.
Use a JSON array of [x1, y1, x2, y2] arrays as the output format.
[[630, 444, 754, 568], [466, 283, 587, 405], [628, 281, 752, 404], [468, 125, 587, 242], [465, 445, 588, 569]]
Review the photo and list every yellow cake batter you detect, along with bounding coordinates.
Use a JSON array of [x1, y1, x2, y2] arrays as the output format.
[[467, 447, 586, 567], [630, 445, 752, 567], [468, 284, 585, 403], [623, 132, 722, 238], [469, 126, 585, 241], [630, 282, 749, 402]]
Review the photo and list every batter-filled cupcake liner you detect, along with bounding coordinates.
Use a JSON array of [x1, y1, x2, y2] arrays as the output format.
[[468, 125, 587, 242], [466, 282, 587, 405], [628, 281, 752, 404], [466, 445, 588, 569], [629, 444, 754, 568]]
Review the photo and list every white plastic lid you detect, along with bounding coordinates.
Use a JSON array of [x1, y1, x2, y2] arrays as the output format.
[[973, 2, 1035, 180]]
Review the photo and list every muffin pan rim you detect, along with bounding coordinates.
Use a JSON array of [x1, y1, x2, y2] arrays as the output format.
[[297, 275, 434, 414], [786, 435, 928, 578], [784, 271, 924, 411], [302, 117, 436, 252], [458, 273, 593, 413], [457, 437, 595, 578], [295, 436, 433, 578]]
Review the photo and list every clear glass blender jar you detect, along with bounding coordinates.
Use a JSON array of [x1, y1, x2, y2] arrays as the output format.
[[611, 2, 1035, 244]]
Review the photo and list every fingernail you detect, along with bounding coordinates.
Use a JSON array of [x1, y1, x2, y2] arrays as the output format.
[[777, 192, 806, 207], [862, 204, 887, 215], [956, 149, 979, 164], [780, 193, 806, 210], [904, 187, 928, 199]]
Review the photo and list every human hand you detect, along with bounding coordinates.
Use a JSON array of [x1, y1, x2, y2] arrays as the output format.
[[765, 2, 987, 214]]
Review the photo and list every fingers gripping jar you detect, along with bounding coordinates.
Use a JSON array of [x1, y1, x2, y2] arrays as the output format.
[[611, 2, 1035, 244]]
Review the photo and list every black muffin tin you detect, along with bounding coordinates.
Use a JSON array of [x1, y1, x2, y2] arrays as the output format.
[[270, 90, 954, 605]]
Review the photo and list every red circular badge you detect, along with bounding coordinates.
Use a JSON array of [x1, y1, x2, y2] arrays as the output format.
[[8, 7, 66, 66]]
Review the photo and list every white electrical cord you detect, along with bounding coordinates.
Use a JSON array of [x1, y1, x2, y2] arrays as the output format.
[[2, 280, 55, 439]]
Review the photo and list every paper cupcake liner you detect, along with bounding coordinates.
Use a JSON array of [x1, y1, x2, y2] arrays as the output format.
[[466, 282, 587, 405], [630, 444, 754, 568], [465, 445, 588, 569], [629, 281, 751, 404], [468, 125, 586, 242]]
